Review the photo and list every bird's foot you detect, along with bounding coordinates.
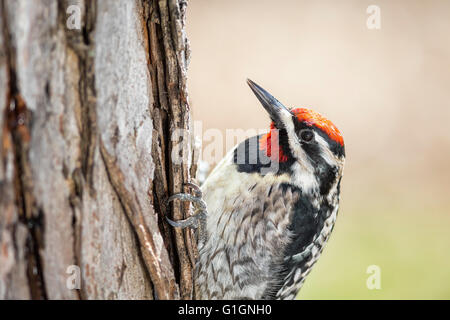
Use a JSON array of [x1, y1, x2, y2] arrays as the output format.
[[166, 183, 208, 245]]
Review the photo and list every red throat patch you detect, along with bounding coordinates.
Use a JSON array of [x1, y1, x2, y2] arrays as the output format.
[[259, 123, 289, 163], [259, 108, 343, 163]]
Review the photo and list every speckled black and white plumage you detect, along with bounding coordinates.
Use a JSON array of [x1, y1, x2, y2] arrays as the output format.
[[195, 133, 343, 300], [173, 80, 345, 300]]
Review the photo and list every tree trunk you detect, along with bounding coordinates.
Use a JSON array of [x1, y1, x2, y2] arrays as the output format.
[[0, 0, 197, 300]]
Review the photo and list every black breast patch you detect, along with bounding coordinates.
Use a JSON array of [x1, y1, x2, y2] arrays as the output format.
[[261, 183, 336, 299], [233, 134, 294, 176]]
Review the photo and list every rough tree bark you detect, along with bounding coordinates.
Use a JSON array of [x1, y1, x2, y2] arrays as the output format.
[[0, 0, 197, 300]]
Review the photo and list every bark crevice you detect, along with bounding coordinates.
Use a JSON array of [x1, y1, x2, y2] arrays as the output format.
[[99, 139, 179, 299], [1, 1, 47, 300], [0, 0, 196, 300], [58, 1, 98, 300], [146, 0, 197, 300]]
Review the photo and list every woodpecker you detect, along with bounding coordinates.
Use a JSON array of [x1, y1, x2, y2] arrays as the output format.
[[168, 79, 345, 300]]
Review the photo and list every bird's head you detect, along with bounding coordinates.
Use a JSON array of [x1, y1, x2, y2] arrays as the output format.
[[246, 79, 345, 195]]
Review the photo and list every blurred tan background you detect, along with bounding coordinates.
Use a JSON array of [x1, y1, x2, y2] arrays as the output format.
[[186, 0, 450, 299]]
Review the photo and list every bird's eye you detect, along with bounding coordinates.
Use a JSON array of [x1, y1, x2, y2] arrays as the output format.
[[299, 129, 314, 143]]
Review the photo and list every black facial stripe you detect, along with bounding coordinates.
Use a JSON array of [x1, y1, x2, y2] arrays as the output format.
[[318, 164, 339, 195], [290, 117, 341, 195], [315, 129, 345, 158], [300, 141, 338, 195], [233, 129, 340, 196], [293, 118, 345, 158]]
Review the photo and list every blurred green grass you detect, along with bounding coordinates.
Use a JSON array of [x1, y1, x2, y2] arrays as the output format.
[[297, 207, 450, 299]]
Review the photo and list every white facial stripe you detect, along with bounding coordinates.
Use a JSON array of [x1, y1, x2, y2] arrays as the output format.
[[314, 134, 338, 167], [291, 162, 320, 196], [277, 110, 319, 193], [278, 112, 345, 195], [279, 110, 315, 174]]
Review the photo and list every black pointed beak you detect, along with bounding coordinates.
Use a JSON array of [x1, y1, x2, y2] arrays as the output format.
[[246, 79, 292, 128]]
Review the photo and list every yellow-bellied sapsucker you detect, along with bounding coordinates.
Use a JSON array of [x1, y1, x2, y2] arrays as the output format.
[[168, 79, 345, 300]]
